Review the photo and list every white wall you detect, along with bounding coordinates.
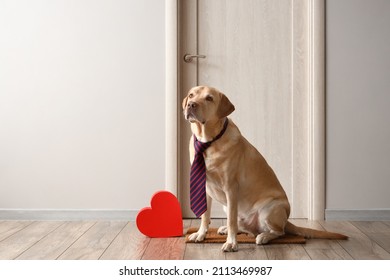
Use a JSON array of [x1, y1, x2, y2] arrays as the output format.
[[326, 0, 390, 217], [0, 0, 165, 215]]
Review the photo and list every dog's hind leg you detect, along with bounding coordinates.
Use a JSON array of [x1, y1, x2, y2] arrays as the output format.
[[255, 204, 288, 245]]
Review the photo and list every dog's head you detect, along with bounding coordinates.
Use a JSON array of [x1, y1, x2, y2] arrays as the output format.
[[182, 86, 235, 124]]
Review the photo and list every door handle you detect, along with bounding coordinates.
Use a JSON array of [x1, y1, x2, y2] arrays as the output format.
[[183, 54, 206, 63]]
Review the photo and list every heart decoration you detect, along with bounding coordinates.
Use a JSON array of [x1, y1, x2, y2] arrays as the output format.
[[136, 191, 183, 238]]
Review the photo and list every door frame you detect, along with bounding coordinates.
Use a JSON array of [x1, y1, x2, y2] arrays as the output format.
[[165, 0, 325, 220]]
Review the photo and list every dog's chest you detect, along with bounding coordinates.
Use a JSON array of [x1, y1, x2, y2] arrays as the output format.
[[205, 170, 227, 205], [204, 149, 232, 189]]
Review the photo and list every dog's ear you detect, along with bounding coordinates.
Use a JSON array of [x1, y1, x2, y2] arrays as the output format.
[[182, 96, 188, 110], [217, 92, 235, 118]]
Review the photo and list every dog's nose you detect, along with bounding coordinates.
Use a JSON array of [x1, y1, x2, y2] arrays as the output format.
[[187, 101, 198, 109]]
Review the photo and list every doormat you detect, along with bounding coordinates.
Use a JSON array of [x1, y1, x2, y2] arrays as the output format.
[[185, 228, 306, 244]]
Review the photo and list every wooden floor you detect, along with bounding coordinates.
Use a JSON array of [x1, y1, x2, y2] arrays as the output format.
[[0, 219, 389, 260]]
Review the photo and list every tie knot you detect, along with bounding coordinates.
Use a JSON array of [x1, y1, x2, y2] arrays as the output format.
[[192, 118, 229, 155], [194, 138, 211, 154]]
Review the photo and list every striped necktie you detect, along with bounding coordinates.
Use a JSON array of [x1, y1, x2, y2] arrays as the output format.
[[190, 119, 229, 217]]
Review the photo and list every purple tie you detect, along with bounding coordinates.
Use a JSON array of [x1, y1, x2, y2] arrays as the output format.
[[189, 119, 229, 218], [190, 139, 212, 217]]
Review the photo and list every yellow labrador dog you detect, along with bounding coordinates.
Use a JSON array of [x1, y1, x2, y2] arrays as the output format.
[[183, 86, 347, 252]]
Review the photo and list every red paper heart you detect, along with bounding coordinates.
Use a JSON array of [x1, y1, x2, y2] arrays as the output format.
[[136, 191, 183, 238]]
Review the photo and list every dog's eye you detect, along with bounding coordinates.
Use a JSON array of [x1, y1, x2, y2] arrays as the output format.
[[206, 96, 213, 102], [188, 93, 194, 98]]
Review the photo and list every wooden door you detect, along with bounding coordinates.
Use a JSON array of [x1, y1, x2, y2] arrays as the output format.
[[178, 0, 317, 219]]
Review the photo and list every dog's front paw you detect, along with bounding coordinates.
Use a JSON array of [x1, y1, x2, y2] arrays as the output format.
[[188, 231, 207, 243], [217, 226, 228, 235], [221, 241, 238, 252]]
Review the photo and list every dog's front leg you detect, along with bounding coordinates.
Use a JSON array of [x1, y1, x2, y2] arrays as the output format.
[[188, 194, 212, 242], [221, 187, 238, 252]]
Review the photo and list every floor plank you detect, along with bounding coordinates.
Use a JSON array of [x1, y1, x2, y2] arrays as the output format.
[[351, 221, 390, 254], [57, 221, 126, 260], [367, 233, 390, 253], [184, 219, 226, 260], [0, 221, 64, 260], [351, 221, 390, 233], [383, 221, 390, 228], [319, 220, 390, 260], [0, 221, 33, 242], [141, 220, 191, 260], [16, 221, 96, 260], [99, 222, 150, 260], [225, 244, 268, 260], [142, 237, 186, 260], [264, 244, 311, 260], [0, 219, 388, 260], [291, 219, 353, 260]]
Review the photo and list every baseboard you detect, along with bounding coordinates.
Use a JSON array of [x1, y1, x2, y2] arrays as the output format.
[[0, 209, 139, 221], [325, 209, 390, 221]]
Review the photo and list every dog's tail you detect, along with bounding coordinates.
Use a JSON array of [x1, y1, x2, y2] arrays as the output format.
[[285, 221, 348, 240]]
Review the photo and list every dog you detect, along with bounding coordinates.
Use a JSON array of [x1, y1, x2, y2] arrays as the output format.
[[183, 86, 347, 252]]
